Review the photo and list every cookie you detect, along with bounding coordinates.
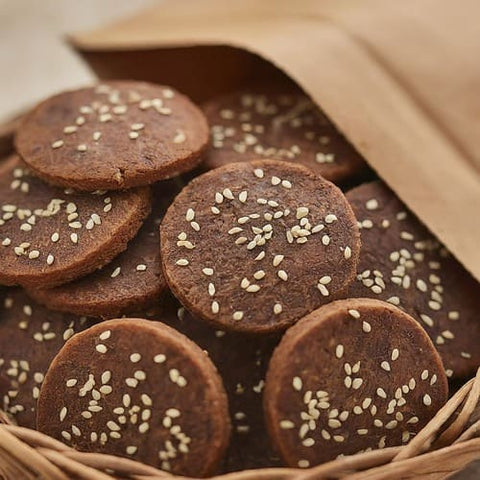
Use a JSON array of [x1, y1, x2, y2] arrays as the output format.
[[15, 81, 209, 191], [202, 90, 367, 183], [26, 179, 182, 317], [0, 288, 94, 428], [346, 181, 480, 379], [160, 295, 282, 471], [264, 298, 448, 468], [0, 156, 151, 288], [160, 159, 361, 333], [37, 318, 231, 477]]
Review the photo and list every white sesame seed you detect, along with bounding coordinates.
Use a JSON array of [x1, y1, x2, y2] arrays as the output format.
[[99, 330, 111, 341], [254, 168, 264, 178], [185, 208, 195, 222], [129, 131, 139, 139], [211, 301, 219, 314], [293, 376, 303, 391], [96, 344, 107, 354], [273, 303, 282, 315], [348, 309, 360, 319], [51, 140, 64, 149], [233, 311, 244, 321], [325, 214, 337, 224], [381, 361, 391, 372], [377, 388, 387, 399], [111, 267, 121, 278], [277, 270, 288, 281], [391, 349, 399, 361], [173, 130, 186, 144], [136, 264, 147, 272], [46, 254, 55, 265], [77, 144, 87, 152], [125, 352, 139, 365], [423, 394, 432, 406], [362, 321, 372, 333], [319, 275, 332, 285], [154, 354, 166, 364], [273, 255, 284, 267], [175, 259, 189, 266], [335, 344, 344, 359]]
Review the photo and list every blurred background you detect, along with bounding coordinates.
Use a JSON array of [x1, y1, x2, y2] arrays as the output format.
[[0, 0, 156, 120]]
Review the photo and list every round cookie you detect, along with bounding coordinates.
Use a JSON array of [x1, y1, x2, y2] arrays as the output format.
[[346, 181, 480, 379], [37, 318, 231, 477], [160, 159, 361, 333], [0, 156, 151, 288], [15, 81, 209, 191], [264, 298, 449, 469], [27, 179, 183, 317], [203, 90, 367, 183], [0, 288, 95, 428], [160, 295, 282, 472]]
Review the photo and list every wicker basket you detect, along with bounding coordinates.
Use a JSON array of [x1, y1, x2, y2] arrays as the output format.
[[1, 369, 479, 480]]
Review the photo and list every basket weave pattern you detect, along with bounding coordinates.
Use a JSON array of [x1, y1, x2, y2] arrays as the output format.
[[1, 369, 480, 480]]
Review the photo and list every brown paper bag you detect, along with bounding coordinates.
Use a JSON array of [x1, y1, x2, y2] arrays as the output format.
[[69, 0, 480, 281]]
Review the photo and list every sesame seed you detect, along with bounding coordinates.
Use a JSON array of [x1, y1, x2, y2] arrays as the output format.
[[175, 259, 189, 266], [154, 354, 166, 364], [185, 208, 195, 221], [130, 353, 141, 363], [63, 126, 77, 134], [46, 254, 55, 265], [392, 349, 399, 361], [273, 254, 284, 267], [173, 130, 186, 144], [377, 388, 387, 398], [362, 321, 372, 333], [111, 267, 121, 278], [136, 264, 147, 272], [348, 309, 360, 319], [296, 207, 309, 219], [317, 284, 329, 296], [59, 407, 67, 422], [280, 420, 295, 429], [233, 311, 244, 321], [366, 199, 379, 210], [66, 379, 77, 387], [51, 140, 64, 149], [293, 376, 303, 391], [277, 270, 288, 281], [129, 131, 139, 139], [126, 446, 137, 455], [131, 123, 145, 131], [211, 301, 219, 314], [254, 168, 264, 178], [273, 303, 282, 315], [335, 344, 344, 359], [70, 233, 78, 244], [99, 330, 111, 341], [325, 214, 337, 224], [96, 344, 107, 354], [381, 361, 391, 372], [77, 144, 87, 152], [322, 235, 330, 246], [423, 394, 432, 406]]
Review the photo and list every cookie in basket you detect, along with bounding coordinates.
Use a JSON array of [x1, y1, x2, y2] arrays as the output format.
[[37, 318, 231, 477], [15, 81, 209, 191], [161, 295, 282, 471], [0, 288, 94, 429], [160, 159, 361, 333], [27, 179, 183, 317], [202, 89, 368, 183], [0, 156, 151, 289], [264, 298, 448, 468], [346, 181, 480, 379]]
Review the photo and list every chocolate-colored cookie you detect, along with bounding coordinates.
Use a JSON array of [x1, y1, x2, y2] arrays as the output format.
[[15, 81, 209, 191], [264, 298, 448, 468], [202, 90, 367, 183], [160, 295, 282, 472], [27, 179, 182, 317], [37, 318, 230, 477], [0, 156, 151, 288], [0, 289, 94, 428], [346, 181, 480, 379], [160, 160, 361, 333]]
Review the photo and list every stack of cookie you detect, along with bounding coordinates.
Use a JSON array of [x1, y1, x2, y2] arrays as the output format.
[[1, 81, 479, 476]]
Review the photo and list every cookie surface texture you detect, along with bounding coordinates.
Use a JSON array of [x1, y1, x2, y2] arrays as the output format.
[[0, 156, 151, 288], [15, 81, 209, 190], [37, 318, 230, 477], [203, 90, 367, 182], [346, 181, 480, 379], [160, 159, 361, 333], [264, 298, 448, 468]]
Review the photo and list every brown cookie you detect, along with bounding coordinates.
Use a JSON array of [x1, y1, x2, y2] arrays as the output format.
[[26, 179, 183, 317], [160, 295, 282, 472], [37, 318, 231, 477], [15, 81, 209, 191], [346, 181, 480, 379], [160, 159, 361, 333], [202, 90, 368, 183], [264, 298, 448, 469], [0, 156, 151, 288], [0, 288, 95, 428]]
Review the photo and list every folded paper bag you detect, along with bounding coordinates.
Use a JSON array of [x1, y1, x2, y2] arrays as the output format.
[[69, 0, 480, 281]]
